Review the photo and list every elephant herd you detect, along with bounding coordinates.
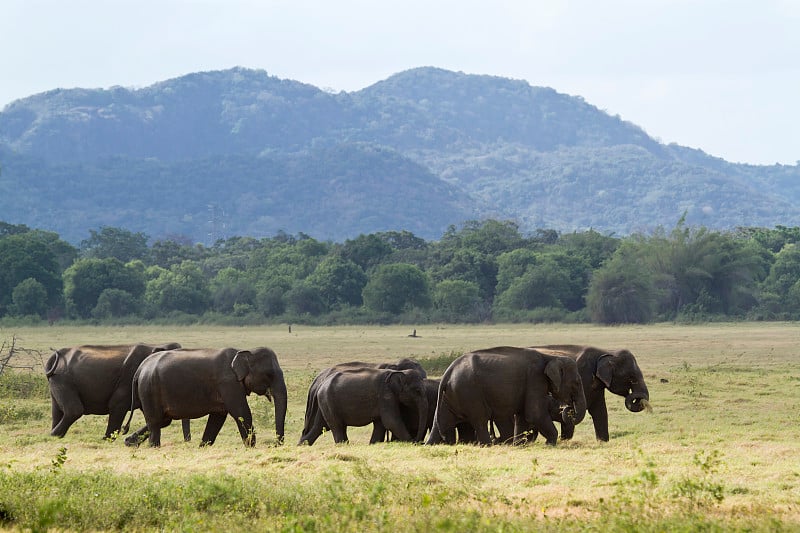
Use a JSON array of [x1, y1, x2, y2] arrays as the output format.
[[44, 342, 650, 448]]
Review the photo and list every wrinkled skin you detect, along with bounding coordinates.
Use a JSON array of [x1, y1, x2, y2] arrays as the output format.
[[426, 347, 587, 446], [298, 367, 428, 445], [124, 347, 287, 448], [44, 342, 184, 439], [529, 345, 650, 441], [301, 358, 427, 442]]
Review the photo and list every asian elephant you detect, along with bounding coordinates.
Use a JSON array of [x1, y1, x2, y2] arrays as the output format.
[[530, 345, 650, 441], [44, 342, 185, 439], [123, 347, 286, 448], [301, 358, 427, 442], [426, 346, 586, 446], [298, 367, 428, 445], [385, 377, 439, 442]]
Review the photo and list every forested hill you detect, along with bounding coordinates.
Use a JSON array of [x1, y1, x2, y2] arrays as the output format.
[[1, 66, 799, 244]]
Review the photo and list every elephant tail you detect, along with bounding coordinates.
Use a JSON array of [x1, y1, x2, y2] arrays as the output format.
[[44, 350, 62, 378], [301, 386, 319, 437], [121, 371, 141, 435]]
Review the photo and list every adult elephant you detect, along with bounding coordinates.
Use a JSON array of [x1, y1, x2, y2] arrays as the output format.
[[44, 342, 185, 439], [301, 358, 426, 443], [426, 346, 586, 446], [123, 347, 286, 447], [530, 345, 650, 441], [298, 367, 428, 445]]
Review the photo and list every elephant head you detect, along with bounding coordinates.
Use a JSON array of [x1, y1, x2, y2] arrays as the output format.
[[595, 349, 650, 413], [232, 347, 287, 442], [544, 356, 587, 425], [378, 358, 428, 379], [387, 369, 429, 441]]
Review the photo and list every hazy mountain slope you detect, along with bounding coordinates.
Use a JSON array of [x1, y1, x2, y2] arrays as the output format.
[[1, 66, 798, 243], [0, 143, 473, 243]]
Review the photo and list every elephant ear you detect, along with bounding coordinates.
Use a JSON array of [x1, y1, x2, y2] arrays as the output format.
[[231, 350, 252, 382], [544, 359, 563, 394], [595, 354, 614, 388], [385, 371, 406, 394]]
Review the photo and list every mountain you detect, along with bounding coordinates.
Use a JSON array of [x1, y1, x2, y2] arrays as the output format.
[[1, 66, 798, 244]]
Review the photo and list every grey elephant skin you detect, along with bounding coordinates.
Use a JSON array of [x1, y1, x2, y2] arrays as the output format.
[[301, 358, 427, 443], [44, 342, 182, 438], [426, 346, 587, 446], [298, 366, 428, 445], [530, 345, 650, 441], [124, 347, 287, 447]]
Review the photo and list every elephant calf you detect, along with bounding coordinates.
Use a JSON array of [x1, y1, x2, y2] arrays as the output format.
[[298, 367, 428, 445], [301, 358, 427, 443]]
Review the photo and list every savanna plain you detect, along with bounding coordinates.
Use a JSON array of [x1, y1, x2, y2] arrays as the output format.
[[1, 322, 799, 532]]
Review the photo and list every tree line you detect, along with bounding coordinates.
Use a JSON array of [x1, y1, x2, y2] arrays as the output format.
[[2, 218, 799, 326]]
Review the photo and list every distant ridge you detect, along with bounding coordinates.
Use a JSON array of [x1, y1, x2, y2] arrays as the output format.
[[1, 66, 798, 243]]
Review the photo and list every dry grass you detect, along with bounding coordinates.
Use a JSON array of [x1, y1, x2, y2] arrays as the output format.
[[1, 322, 799, 530]]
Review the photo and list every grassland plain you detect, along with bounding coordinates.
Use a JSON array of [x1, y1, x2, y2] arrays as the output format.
[[0, 322, 799, 531]]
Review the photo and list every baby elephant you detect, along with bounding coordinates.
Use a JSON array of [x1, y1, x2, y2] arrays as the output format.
[[298, 367, 428, 445]]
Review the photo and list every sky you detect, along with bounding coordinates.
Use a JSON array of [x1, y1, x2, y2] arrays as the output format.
[[2, 0, 799, 166]]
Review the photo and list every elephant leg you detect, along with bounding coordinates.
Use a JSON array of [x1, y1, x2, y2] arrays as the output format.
[[328, 422, 348, 443], [124, 425, 150, 447], [588, 396, 609, 441], [148, 419, 172, 448], [513, 416, 538, 444], [105, 389, 133, 439], [200, 413, 227, 446], [382, 418, 412, 442], [231, 413, 256, 447], [370, 420, 388, 444], [298, 408, 325, 446], [468, 415, 493, 445], [49, 389, 84, 438], [181, 419, 191, 442], [425, 418, 445, 444], [426, 403, 458, 445], [493, 417, 516, 444], [527, 415, 558, 446], [560, 418, 575, 440], [455, 423, 473, 444]]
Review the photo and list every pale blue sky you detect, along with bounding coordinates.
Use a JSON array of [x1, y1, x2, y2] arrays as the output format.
[[3, 0, 798, 165]]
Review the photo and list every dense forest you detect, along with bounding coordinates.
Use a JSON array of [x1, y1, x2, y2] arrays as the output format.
[[3, 219, 800, 326], [2, 67, 800, 243]]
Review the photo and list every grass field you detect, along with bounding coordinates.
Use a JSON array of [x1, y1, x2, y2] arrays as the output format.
[[1, 322, 799, 531]]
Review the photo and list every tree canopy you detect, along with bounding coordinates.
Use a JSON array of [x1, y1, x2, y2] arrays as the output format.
[[2, 218, 800, 325]]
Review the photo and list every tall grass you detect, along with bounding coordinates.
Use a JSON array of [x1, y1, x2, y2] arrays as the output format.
[[0, 323, 798, 531]]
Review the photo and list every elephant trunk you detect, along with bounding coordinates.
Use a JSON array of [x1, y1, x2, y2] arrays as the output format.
[[625, 388, 650, 413], [272, 373, 288, 443], [415, 395, 429, 442], [562, 389, 587, 426]]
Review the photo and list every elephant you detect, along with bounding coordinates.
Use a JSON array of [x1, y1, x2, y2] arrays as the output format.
[[384, 377, 439, 442], [529, 345, 650, 441], [389, 377, 478, 443], [298, 367, 428, 445], [425, 346, 587, 446], [44, 342, 186, 439], [301, 358, 427, 442], [123, 347, 286, 447]]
